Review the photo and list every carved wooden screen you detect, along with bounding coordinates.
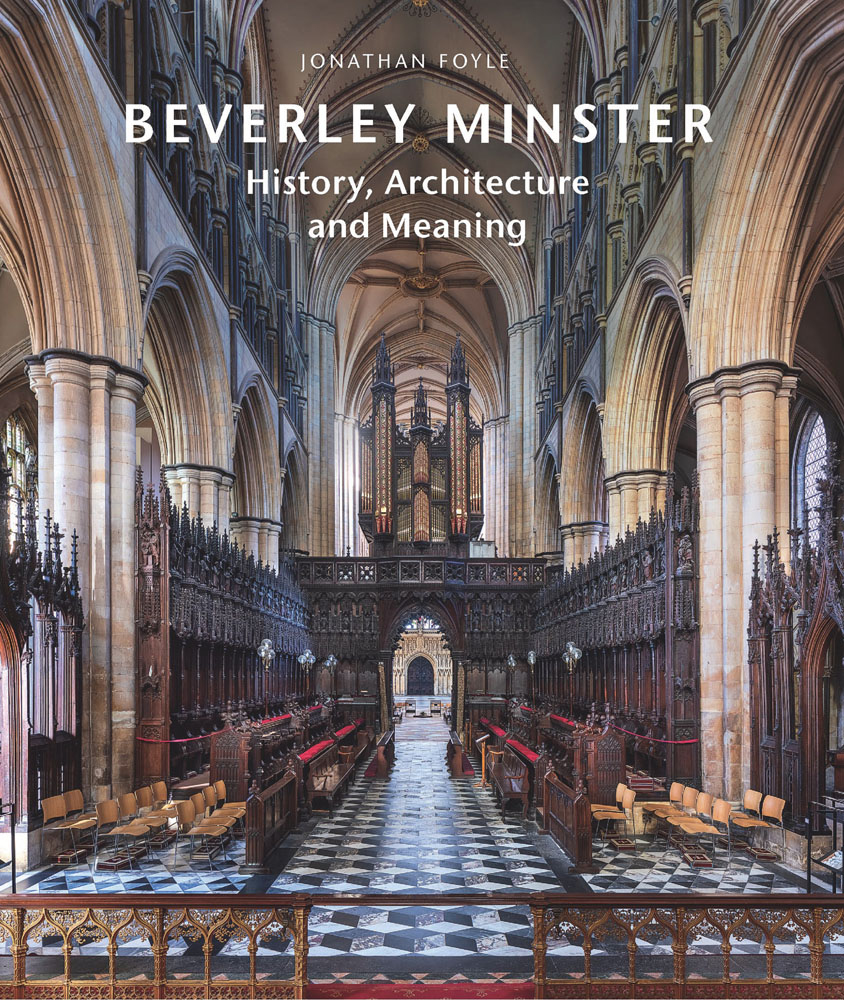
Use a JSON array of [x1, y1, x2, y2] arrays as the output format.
[[135, 472, 311, 787], [532, 479, 700, 787], [747, 459, 844, 817], [0, 442, 84, 822]]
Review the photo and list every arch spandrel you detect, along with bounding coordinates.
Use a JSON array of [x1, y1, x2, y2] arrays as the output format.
[[687, 0, 844, 378], [0, 2, 142, 368]]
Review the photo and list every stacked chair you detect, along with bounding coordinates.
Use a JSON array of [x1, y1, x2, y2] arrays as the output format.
[[730, 793, 786, 857], [174, 799, 230, 867], [592, 786, 637, 846], [93, 800, 151, 870], [40, 792, 97, 862], [640, 782, 787, 865], [41, 777, 249, 873]]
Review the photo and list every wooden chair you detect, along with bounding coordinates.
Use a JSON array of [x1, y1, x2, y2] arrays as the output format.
[[41, 794, 95, 861], [738, 789, 764, 820], [591, 783, 626, 816], [680, 798, 732, 864], [203, 786, 242, 831], [63, 789, 96, 822], [133, 787, 171, 844], [94, 799, 150, 870], [593, 787, 637, 844], [661, 787, 701, 843], [174, 799, 229, 867], [641, 781, 685, 821], [730, 794, 787, 857], [213, 780, 246, 812], [151, 780, 171, 810], [673, 791, 712, 844]]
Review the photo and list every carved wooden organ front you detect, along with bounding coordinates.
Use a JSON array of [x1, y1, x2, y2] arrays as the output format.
[[358, 333, 483, 554]]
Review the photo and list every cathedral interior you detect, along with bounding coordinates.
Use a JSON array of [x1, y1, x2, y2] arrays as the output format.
[[2, 0, 844, 995]]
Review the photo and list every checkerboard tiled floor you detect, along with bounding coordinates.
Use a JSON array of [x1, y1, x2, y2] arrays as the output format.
[[269, 737, 566, 895], [0, 721, 813, 984]]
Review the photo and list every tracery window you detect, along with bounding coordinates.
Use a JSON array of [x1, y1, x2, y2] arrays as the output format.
[[4, 412, 33, 538], [796, 411, 829, 547]]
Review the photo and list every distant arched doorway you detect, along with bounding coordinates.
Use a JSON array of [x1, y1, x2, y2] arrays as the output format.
[[406, 657, 435, 696]]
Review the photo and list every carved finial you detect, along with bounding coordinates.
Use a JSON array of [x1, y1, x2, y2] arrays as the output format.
[[412, 377, 430, 427], [447, 331, 469, 386], [373, 331, 394, 385]]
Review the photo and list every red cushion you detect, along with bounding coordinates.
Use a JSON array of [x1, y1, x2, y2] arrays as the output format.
[[550, 713, 576, 727], [520, 705, 534, 713], [334, 725, 355, 739], [354, 718, 364, 726], [480, 717, 506, 738], [298, 739, 334, 763], [261, 713, 291, 725], [506, 738, 539, 762], [308, 704, 323, 713]]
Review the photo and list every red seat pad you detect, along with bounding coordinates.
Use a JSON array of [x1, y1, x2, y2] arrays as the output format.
[[354, 718, 365, 726], [520, 704, 534, 713], [550, 713, 577, 726], [261, 713, 292, 725], [334, 725, 355, 739], [506, 738, 539, 762], [298, 739, 334, 762], [480, 716, 506, 737], [308, 704, 324, 713]]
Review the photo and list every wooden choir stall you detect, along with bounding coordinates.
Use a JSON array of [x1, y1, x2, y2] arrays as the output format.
[[541, 711, 625, 871], [134, 474, 312, 790], [532, 479, 700, 790]]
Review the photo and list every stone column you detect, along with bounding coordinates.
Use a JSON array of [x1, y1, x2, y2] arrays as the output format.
[[605, 470, 666, 537], [198, 468, 234, 531], [230, 516, 261, 559], [110, 371, 146, 793], [264, 522, 281, 569], [561, 520, 608, 567], [304, 315, 335, 555], [31, 350, 146, 804], [27, 365, 54, 517], [508, 316, 540, 556], [483, 415, 508, 555], [688, 362, 797, 797], [334, 414, 360, 556], [44, 355, 99, 796]]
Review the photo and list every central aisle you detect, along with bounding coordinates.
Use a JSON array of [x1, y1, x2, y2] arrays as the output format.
[[271, 732, 565, 895], [269, 722, 569, 983]]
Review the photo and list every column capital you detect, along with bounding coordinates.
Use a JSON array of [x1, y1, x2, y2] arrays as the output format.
[[111, 371, 147, 403], [604, 469, 666, 491], [44, 354, 98, 388], [29, 348, 147, 389], [687, 361, 801, 410]]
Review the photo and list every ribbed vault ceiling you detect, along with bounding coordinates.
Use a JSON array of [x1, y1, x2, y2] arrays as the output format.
[[260, 0, 579, 424]]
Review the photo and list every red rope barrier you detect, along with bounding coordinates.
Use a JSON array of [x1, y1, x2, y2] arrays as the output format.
[[136, 730, 223, 744], [610, 724, 698, 745], [550, 713, 699, 745], [137, 713, 295, 743]]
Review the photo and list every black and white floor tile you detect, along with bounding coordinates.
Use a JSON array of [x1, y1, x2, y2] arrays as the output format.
[[580, 837, 804, 894], [0, 720, 814, 981], [269, 738, 567, 896]]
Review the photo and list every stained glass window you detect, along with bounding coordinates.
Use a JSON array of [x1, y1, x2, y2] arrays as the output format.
[[4, 413, 32, 538], [803, 413, 827, 546]]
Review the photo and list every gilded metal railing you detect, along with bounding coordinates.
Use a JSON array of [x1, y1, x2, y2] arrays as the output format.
[[0, 892, 842, 998]]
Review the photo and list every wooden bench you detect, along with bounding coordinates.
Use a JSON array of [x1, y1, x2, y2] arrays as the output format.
[[305, 746, 354, 814], [490, 746, 530, 819], [446, 730, 470, 778], [372, 729, 395, 777]]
